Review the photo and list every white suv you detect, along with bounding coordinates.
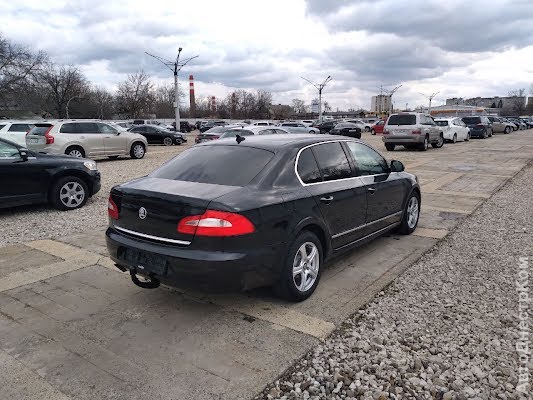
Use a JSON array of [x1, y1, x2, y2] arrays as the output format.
[[0, 121, 35, 146], [382, 112, 444, 151], [25, 120, 148, 159]]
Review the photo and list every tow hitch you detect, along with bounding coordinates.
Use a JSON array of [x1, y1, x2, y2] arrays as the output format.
[[130, 269, 160, 289]]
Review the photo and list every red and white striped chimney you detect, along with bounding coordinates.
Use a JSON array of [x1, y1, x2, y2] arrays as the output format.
[[189, 74, 196, 116]]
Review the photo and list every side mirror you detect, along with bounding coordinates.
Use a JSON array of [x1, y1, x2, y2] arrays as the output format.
[[19, 148, 29, 161], [390, 160, 404, 172]]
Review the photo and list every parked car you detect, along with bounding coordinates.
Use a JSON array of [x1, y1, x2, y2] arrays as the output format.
[[219, 126, 290, 139], [199, 120, 228, 133], [461, 116, 493, 139], [279, 122, 319, 134], [26, 121, 148, 159], [128, 124, 185, 146], [106, 134, 420, 301], [0, 121, 35, 146], [299, 120, 315, 127], [345, 119, 370, 132], [383, 113, 444, 151], [252, 121, 277, 126], [434, 118, 471, 142], [508, 117, 527, 130], [0, 137, 100, 210], [487, 116, 513, 134], [370, 119, 386, 135], [171, 121, 195, 132], [195, 125, 245, 143], [329, 122, 362, 138], [313, 120, 341, 134]]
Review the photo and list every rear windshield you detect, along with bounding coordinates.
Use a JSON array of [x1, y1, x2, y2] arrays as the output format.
[[28, 125, 52, 135], [152, 145, 274, 186], [435, 121, 449, 126], [388, 115, 417, 125], [462, 117, 481, 124]]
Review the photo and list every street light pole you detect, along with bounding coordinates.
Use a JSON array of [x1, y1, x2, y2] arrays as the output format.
[[146, 49, 198, 132], [419, 91, 440, 114], [301, 75, 332, 123]]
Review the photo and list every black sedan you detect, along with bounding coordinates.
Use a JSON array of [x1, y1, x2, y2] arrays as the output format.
[[128, 125, 186, 145], [330, 122, 362, 138], [199, 120, 227, 133], [0, 137, 101, 210], [313, 120, 341, 134], [106, 135, 420, 301]]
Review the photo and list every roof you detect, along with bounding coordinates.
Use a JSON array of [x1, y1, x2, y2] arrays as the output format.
[[197, 134, 357, 152]]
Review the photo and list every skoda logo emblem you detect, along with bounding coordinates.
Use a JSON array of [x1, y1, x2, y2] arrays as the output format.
[[138, 207, 147, 219]]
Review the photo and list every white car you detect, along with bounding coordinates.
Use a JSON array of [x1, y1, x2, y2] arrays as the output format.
[[252, 121, 276, 126], [0, 121, 35, 146], [434, 118, 470, 143]]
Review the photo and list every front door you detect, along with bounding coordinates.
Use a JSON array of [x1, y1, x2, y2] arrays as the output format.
[[98, 123, 126, 155], [345, 142, 406, 234], [299, 142, 367, 249]]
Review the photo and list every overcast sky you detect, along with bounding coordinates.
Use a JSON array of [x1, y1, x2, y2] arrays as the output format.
[[2, 0, 533, 110]]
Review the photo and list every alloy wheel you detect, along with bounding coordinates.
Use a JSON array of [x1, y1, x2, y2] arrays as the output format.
[[59, 182, 85, 208], [133, 144, 145, 158], [163, 137, 173, 146], [407, 196, 419, 229], [292, 242, 320, 292], [69, 149, 83, 158]]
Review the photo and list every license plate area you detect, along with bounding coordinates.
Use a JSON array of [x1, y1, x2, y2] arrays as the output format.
[[119, 248, 168, 275], [29, 138, 39, 143]]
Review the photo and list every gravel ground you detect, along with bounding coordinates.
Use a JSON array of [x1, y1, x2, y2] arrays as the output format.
[[0, 144, 191, 247], [257, 162, 533, 400]]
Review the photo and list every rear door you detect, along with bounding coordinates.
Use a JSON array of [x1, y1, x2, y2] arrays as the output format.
[[345, 141, 406, 234], [300, 142, 367, 248]]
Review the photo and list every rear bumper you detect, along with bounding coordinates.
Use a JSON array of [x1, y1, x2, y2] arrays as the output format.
[[105, 227, 280, 292], [382, 135, 425, 144], [469, 128, 486, 137]]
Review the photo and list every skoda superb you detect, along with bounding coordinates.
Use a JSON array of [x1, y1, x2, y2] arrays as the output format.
[[106, 135, 420, 301]]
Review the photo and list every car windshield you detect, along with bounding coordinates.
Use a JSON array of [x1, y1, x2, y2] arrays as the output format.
[[387, 115, 416, 125], [152, 146, 274, 187], [462, 117, 481, 124], [435, 121, 449, 126]]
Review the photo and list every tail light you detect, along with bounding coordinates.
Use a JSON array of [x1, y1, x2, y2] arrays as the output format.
[[108, 196, 119, 220], [177, 210, 255, 237], [476, 123, 485, 127], [411, 129, 422, 134], [44, 126, 54, 144]]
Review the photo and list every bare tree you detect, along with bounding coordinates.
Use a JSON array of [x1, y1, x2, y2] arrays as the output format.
[[291, 98, 306, 114], [153, 83, 185, 117], [0, 33, 47, 108], [38, 64, 89, 118], [507, 89, 526, 115], [116, 70, 154, 118], [91, 86, 114, 119], [255, 90, 272, 118], [323, 101, 332, 113]]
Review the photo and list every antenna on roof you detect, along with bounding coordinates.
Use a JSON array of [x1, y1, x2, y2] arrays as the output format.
[[236, 134, 245, 144]]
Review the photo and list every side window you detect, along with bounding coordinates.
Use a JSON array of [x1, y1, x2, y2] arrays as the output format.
[[312, 142, 352, 182], [78, 123, 99, 133], [0, 141, 20, 158], [296, 148, 322, 184], [97, 123, 117, 134], [0, 125, 6, 130], [346, 142, 389, 176], [258, 129, 275, 135], [59, 123, 79, 133], [8, 124, 32, 132]]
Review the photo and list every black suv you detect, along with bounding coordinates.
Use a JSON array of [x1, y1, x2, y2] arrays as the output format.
[[461, 116, 493, 139], [0, 137, 101, 210]]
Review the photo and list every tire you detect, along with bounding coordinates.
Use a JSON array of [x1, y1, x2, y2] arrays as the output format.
[[274, 231, 323, 302], [309, 130, 315, 134], [504, 126, 511, 134], [482, 130, 487, 139], [371, 129, 376, 135], [65, 146, 85, 158], [163, 136, 173, 146], [431, 134, 444, 148], [488, 129, 493, 137], [385, 144, 395, 151], [419, 135, 429, 151], [130, 142, 146, 159], [465, 132, 470, 141], [397, 191, 420, 235], [452, 133, 457, 143], [50, 176, 89, 211], [365, 126, 371, 132]]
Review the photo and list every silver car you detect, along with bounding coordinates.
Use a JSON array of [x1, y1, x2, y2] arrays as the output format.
[[382, 112, 444, 151], [26, 120, 148, 159], [487, 116, 513, 134]]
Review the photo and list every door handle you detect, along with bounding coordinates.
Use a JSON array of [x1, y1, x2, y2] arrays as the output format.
[[320, 196, 334, 203], [367, 187, 376, 194]]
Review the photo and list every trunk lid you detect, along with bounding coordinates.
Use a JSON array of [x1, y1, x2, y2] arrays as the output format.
[[110, 177, 240, 245], [26, 123, 53, 152]]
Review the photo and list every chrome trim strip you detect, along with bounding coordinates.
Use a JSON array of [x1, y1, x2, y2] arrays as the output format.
[[332, 210, 403, 239], [334, 221, 401, 251], [294, 139, 390, 187], [114, 225, 191, 245]]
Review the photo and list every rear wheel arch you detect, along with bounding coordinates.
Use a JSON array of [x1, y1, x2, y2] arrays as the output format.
[[65, 145, 86, 158], [293, 222, 330, 259]]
